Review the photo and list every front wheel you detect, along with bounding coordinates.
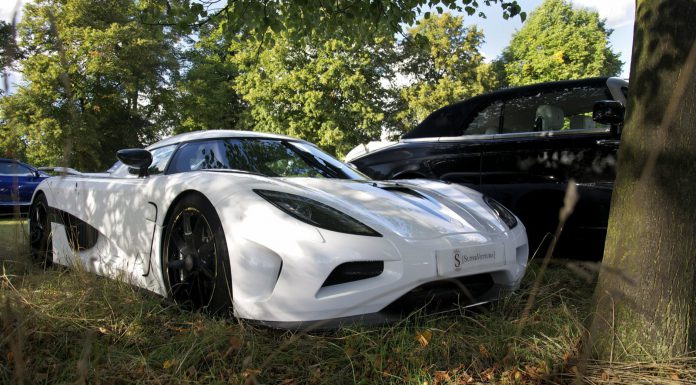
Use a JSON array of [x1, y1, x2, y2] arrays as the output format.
[[162, 194, 232, 314], [29, 193, 52, 266]]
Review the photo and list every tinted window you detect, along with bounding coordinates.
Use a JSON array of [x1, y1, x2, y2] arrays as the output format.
[[0, 162, 34, 176], [464, 101, 503, 135], [501, 86, 611, 134], [168, 138, 367, 180]]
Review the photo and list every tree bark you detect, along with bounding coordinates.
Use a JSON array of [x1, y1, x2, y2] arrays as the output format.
[[589, 0, 696, 360]]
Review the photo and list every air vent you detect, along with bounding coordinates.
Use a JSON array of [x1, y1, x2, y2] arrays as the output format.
[[322, 261, 384, 287]]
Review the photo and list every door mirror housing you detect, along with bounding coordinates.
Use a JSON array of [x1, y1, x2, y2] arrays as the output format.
[[593, 100, 625, 125], [117, 149, 153, 177]]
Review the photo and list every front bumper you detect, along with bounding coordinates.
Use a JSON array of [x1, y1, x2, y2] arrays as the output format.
[[225, 205, 528, 324]]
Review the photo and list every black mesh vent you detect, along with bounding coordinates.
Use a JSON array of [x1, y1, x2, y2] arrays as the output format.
[[382, 273, 494, 314], [322, 261, 384, 287]]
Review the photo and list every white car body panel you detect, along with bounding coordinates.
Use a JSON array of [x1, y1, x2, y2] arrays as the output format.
[[33, 130, 529, 325]]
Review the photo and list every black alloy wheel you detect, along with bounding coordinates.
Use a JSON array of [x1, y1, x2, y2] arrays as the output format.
[[29, 193, 52, 266], [163, 194, 232, 314]]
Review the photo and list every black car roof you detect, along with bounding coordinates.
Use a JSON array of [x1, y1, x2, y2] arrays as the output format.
[[403, 77, 610, 139]]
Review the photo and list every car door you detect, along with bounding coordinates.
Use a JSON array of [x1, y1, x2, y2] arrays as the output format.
[[77, 145, 177, 274], [0, 160, 40, 206], [476, 83, 620, 255]]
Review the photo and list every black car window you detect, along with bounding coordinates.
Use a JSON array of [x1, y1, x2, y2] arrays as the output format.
[[501, 86, 611, 134], [0, 162, 34, 176], [464, 101, 503, 135]]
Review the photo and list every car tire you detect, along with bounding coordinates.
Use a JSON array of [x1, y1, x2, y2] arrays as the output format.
[[29, 192, 52, 266], [162, 193, 233, 315]]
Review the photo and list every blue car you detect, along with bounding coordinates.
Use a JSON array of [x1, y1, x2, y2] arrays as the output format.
[[0, 158, 49, 214]]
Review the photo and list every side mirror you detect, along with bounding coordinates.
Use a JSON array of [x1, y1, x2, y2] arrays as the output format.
[[116, 149, 153, 177], [593, 100, 625, 125]]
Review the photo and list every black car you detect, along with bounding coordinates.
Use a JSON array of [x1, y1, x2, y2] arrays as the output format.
[[349, 77, 628, 259]]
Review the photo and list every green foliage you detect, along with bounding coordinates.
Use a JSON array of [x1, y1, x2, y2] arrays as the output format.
[[0, 21, 18, 73], [140, 0, 525, 44], [0, 0, 179, 170], [392, 14, 499, 133], [174, 26, 245, 133], [496, 0, 622, 87], [230, 32, 393, 157]]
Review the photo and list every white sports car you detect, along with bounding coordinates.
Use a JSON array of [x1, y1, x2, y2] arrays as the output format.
[[29, 130, 528, 327]]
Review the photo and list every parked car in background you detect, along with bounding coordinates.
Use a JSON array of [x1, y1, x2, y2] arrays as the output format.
[[29, 130, 528, 327], [0, 158, 50, 215], [348, 77, 628, 259]]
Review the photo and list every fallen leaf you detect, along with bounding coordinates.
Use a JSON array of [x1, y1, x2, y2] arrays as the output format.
[[415, 330, 433, 348], [98, 327, 109, 335], [479, 344, 491, 358], [434, 370, 450, 384], [6, 351, 13, 363], [242, 368, 261, 378], [229, 336, 242, 350], [163, 359, 175, 369], [671, 373, 680, 381]]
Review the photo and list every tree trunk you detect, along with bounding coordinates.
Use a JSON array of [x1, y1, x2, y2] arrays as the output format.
[[589, 0, 696, 360]]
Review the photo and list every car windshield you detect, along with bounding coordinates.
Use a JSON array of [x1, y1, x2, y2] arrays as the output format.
[[168, 138, 370, 180]]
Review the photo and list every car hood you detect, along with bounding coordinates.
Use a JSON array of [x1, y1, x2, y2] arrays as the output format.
[[275, 178, 508, 240]]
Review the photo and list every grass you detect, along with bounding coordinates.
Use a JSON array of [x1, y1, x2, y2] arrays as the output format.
[[0, 219, 693, 384]]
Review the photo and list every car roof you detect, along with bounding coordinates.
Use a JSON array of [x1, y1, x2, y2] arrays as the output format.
[[147, 130, 306, 150], [403, 77, 613, 139]]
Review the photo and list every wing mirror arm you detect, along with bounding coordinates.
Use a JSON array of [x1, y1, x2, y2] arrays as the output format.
[[116, 149, 153, 178]]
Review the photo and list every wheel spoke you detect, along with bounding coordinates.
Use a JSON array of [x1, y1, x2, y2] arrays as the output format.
[[197, 240, 214, 257], [199, 265, 215, 281], [168, 259, 186, 270], [171, 231, 187, 253], [181, 211, 195, 251]]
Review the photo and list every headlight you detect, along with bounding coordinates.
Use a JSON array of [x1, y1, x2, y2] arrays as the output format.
[[483, 196, 518, 229], [254, 189, 382, 237]]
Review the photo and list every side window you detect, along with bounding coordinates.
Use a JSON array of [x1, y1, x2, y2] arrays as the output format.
[[110, 144, 177, 178], [463, 101, 503, 135], [501, 86, 611, 134], [148, 145, 177, 175], [168, 140, 230, 174], [0, 162, 34, 176]]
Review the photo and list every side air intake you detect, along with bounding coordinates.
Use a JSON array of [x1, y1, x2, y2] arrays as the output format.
[[321, 261, 384, 287]]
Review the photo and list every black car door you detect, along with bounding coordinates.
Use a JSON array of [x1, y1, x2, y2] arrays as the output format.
[[475, 83, 620, 256]]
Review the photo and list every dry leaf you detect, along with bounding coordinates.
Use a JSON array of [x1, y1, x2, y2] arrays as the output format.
[[163, 359, 175, 369], [229, 336, 242, 350], [671, 373, 680, 381], [98, 327, 109, 335], [415, 330, 433, 348], [242, 368, 261, 378], [434, 370, 451, 384], [6, 351, 13, 363], [479, 344, 491, 358]]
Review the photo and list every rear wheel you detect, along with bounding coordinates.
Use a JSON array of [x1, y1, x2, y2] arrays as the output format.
[[162, 194, 232, 314], [29, 193, 52, 266]]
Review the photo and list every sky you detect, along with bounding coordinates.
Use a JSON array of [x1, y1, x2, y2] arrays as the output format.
[[466, 0, 635, 77], [1, 0, 635, 90]]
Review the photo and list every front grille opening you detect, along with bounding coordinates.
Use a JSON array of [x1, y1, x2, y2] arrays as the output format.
[[322, 261, 384, 287], [381, 273, 494, 315]]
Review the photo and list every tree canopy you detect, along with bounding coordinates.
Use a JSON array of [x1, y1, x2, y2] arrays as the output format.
[[393, 13, 498, 133], [496, 0, 622, 87], [0, 0, 179, 170]]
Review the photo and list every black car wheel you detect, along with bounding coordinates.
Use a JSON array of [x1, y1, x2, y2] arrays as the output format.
[[162, 193, 232, 314], [29, 193, 52, 266]]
